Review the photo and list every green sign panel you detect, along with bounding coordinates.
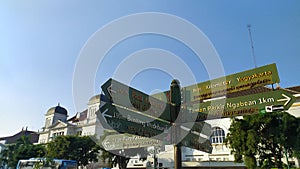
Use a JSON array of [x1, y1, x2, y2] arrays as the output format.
[[102, 134, 164, 150], [98, 102, 171, 138], [101, 78, 172, 121], [183, 63, 280, 102], [189, 89, 296, 121]]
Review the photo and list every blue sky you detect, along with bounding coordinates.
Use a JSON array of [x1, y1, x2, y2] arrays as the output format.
[[0, 1, 299, 137]]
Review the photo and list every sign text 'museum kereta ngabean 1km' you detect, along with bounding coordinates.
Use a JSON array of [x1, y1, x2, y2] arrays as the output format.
[[184, 63, 280, 101]]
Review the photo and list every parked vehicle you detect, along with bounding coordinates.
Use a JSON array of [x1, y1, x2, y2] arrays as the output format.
[[16, 158, 77, 169]]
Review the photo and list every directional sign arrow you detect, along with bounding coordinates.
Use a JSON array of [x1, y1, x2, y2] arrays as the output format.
[[102, 134, 164, 151], [100, 104, 113, 122], [188, 89, 296, 121], [277, 93, 292, 106], [107, 84, 116, 97]]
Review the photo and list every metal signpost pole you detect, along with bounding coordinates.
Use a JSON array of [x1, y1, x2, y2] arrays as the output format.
[[153, 146, 157, 169], [170, 80, 182, 169]]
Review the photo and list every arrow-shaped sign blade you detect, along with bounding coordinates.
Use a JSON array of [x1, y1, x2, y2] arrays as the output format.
[[102, 134, 165, 151], [97, 102, 171, 139], [188, 89, 296, 121], [101, 78, 173, 122]]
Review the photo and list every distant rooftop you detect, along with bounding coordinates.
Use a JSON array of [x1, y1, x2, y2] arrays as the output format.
[[0, 128, 39, 144]]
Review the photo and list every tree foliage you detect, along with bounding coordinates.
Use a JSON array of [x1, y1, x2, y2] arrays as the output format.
[[0, 136, 46, 168], [225, 112, 300, 169], [46, 135, 100, 166], [99, 148, 114, 167]]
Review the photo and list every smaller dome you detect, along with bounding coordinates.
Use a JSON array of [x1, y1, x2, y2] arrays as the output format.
[[46, 103, 67, 116], [88, 94, 100, 105]]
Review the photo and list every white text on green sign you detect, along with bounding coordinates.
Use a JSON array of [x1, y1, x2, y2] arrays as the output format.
[[190, 89, 295, 121]]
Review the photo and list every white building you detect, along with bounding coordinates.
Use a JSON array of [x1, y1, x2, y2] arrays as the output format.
[[156, 118, 246, 169], [38, 95, 104, 144]]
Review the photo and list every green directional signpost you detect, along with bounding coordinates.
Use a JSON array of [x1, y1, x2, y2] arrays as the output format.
[[189, 89, 296, 121], [97, 63, 293, 169], [99, 79, 212, 169]]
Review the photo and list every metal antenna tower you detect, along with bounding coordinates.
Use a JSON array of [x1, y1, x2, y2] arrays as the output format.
[[247, 24, 257, 68]]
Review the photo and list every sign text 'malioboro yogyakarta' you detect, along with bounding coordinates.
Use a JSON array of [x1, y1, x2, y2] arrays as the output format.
[[184, 63, 280, 101]]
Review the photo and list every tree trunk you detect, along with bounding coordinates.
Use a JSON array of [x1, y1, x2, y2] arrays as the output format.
[[116, 156, 128, 169]]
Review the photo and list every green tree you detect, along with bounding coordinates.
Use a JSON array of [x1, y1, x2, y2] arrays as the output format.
[[226, 112, 300, 169], [0, 136, 46, 168], [96, 130, 115, 167], [99, 149, 114, 167], [280, 112, 300, 159], [0, 144, 15, 168], [46, 135, 100, 167], [46, 135, 70, 158]]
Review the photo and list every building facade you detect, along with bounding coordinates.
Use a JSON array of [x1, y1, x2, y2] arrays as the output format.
[[38, 95, 104, 144], [156, 118, 246, 169]]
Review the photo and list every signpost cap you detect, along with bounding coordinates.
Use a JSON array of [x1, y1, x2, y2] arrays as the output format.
[[171, 79, 180, 85]]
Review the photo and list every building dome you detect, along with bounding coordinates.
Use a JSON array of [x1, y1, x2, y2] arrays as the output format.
[[46, 103, 67, 116], [88, 94, 100, 105]]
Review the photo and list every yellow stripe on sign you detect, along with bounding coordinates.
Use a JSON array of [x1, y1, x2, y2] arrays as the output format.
[[291, 103, 300, 107]]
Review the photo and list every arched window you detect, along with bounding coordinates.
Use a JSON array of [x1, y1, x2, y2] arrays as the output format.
[[210, 127, 225, 144]]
